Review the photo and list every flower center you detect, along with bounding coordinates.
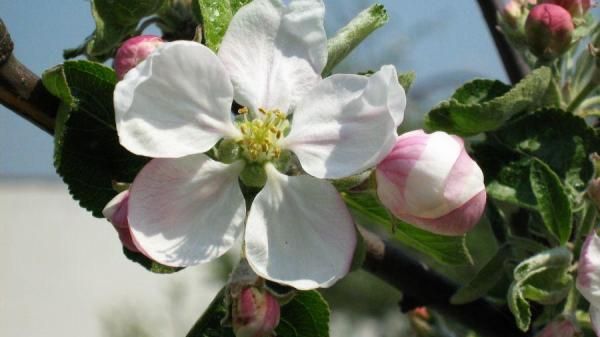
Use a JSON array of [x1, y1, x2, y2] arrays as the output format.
[[236, 107, 289, 164]]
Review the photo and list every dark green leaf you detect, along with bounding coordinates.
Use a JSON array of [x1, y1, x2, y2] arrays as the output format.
[[276, 291, 330, 337], [508, 283, 532, 331], [398, 71, 416, 93], [529, 159, 573, 245], [186, 288, 235, 337], [485, 159, 537, 210], [123, 248, 182, 274], [343, 192, 472, 265], [43, 60, 148, 217], [425, 67, 552, 136], [451, 245, 511, 304], [67, 0, 165, 60]]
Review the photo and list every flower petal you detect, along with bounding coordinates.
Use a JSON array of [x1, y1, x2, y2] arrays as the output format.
[[218, 0, 327, 113], [245, 164, 356, 289], [115, 41, 240, 158], [281, 66, 406, 179], [128, 154, 246, 267], [577, 232, 600, 307]]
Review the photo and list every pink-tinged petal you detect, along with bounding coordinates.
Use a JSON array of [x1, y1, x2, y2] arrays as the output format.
[[376, 130, 486, 236], [218, 0, 326, 114], [102, 190, 139, 252], [115, 41, 240, 158], [128, 154, 246, 267], [281, 65, 405, 179], [577, 233, 600, 307], [245, 164, 356, 289]]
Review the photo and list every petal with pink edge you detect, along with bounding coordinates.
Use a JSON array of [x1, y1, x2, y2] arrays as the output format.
[[282, 66, 405, 179], [577, 233, 600, 307], [128, 154, 246, 267], [115, 41, 240, 158], [245, 164, 356, 289], [218, 0, 327, 114]]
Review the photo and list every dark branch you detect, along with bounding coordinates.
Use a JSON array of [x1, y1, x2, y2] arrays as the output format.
[[0, 18, 57, 135], [360, 228, 530, 337], [476, 0, 530, 84]]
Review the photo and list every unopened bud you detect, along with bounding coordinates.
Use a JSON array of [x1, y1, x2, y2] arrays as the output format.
[[102, 190, 139, 253], [113, 35, 164, 80], [376, 130, 486, 236], [541, 0, 592, 17], [502, 1, 525, 28], [233, 287, 280, 337], [535, 318, 581, 337], [526, 4, 574, 59]]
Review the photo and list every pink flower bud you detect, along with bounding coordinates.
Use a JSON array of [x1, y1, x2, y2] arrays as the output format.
[[526, 4, 574, 59], [376, 130, 486, 236], [102, 190, 139, 252], [113, 35, 164, 80], [535, 318, 581, 337], [541, 0, 592, 16], [233, 287, 280, 337]]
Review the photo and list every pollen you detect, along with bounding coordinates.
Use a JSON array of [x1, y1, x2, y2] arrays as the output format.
[[236, 107, 289, 163]]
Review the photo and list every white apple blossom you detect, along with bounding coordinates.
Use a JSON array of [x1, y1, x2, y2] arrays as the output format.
[[577, 232, 600, 336], [113, 0, 405, 289]]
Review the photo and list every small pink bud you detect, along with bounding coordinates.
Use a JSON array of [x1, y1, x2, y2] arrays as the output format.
[[113, 35, 164, 80], [376, 130, 486, 236], [102, 190, 139, 253], [233, 287, 280, 337], [535, 318, 581, 337], [526, 4, 574, 59], [541, 0, 592, 16]]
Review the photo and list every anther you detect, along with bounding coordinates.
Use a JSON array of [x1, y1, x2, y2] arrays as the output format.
[[238, 107, 249, 114]]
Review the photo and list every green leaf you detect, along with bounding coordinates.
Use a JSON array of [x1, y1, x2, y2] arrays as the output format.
[[398, 71, 416, 93], [67, 0, 165, 60], [508, 282, 532, 331], [529, 159, 573, 245], [276, 291, 330, 337], [196, 0, 234, 51], [342, 192, 472, 265], [43, 60, 148, 217], [450, 245, 511, 304], [186, 288, 235, 337], [507, 247, 573, 331], [425, 67, 552, 136], [485, 159, 538, 210], [123, 248, 182, 274], [323, 4, 388, 75]]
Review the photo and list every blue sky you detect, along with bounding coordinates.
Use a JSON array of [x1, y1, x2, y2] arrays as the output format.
[[0, 0, 507, 177]]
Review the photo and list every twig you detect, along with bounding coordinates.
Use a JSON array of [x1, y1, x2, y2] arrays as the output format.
[[360, 227, 530, 337], [476, 0, 530, 84], [0, 18, 57, 135]]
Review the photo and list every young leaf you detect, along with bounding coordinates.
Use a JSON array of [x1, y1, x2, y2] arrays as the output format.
[[398, 71, 416, 93], [196, 0, 234, 51], [508, 283, 532, 331], [450, 245, 511, 304], [323, 4, 388, 75], [43, 60, 148, 217], [276, 291, 330, 337], [529, 159, 573, 245], [343, 192, 472, 265], [425, 67, 552, 136]]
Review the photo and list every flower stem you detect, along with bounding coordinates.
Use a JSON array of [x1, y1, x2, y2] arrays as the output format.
[[574, 200, 598, 258]]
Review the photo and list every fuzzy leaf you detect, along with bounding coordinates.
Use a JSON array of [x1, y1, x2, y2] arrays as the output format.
[[276, 291, 330, 337], [43, 60, 148, 218], [529, 159, 573, 245], [343, 192, 472, 265], [425, 67, 552, 136]]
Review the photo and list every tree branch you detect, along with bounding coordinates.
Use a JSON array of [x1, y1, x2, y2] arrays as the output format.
[[476, 0, 530, 84], [0, 18, 57, 135], [360, 228, 530, 337]]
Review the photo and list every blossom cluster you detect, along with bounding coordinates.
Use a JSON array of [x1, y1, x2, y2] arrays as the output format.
[[103, 0, 486, 293]]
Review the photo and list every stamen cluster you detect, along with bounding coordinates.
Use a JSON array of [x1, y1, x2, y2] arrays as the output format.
[[237, 107, 289, 163]]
